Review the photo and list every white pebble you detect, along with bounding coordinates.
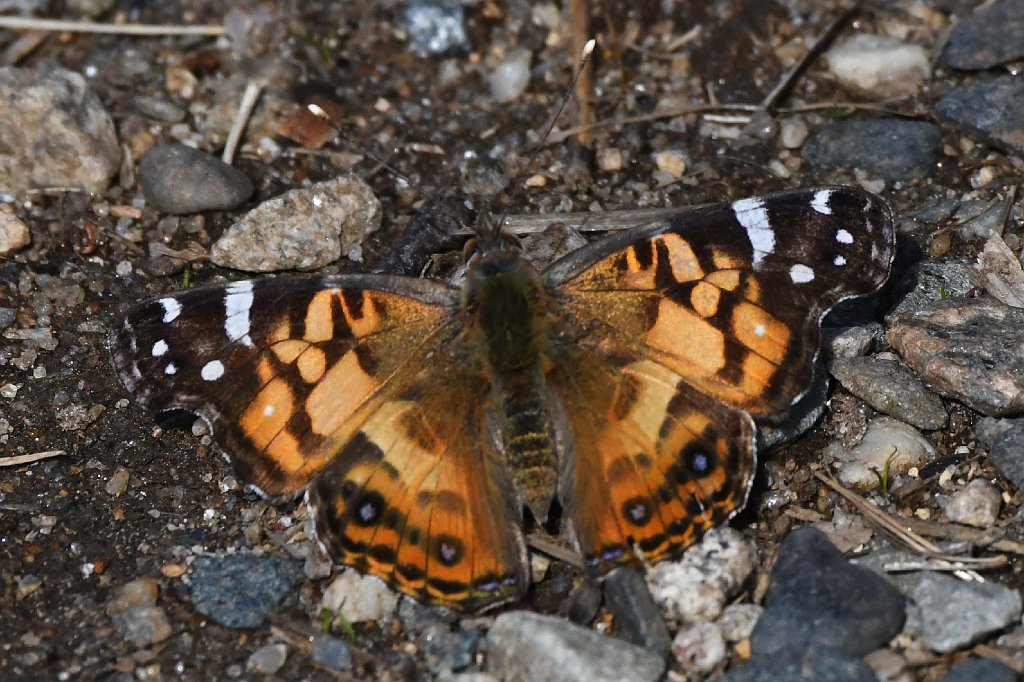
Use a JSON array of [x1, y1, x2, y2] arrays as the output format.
[[489, 49, 532, 103], [671, 621, 726, 673], [826, 416, 936, 491], [825, 34, 929, 98], [320, 568, 399, 623]]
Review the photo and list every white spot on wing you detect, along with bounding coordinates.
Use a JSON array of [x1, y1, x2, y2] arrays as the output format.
[[811, 189, 833, 215], [201, 360, 225, 381], [836, 229, 854, 244], [754, 324, 766, 337], [789, 264, 815, 283], [263, 405, 275, 417], [159, 297, 181, 323], [164, 362, 178, 375], [224, 280, 255, 347], [151, 340, 168, 357], [733, 197, 775, 266], [834, 255, 847, 266]]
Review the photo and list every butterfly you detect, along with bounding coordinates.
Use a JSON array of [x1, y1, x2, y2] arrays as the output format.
[[109, 185, 894, 611]]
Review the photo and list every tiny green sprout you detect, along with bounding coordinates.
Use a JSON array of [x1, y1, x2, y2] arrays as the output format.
[[939, 282, 949, 300], [320, 608, 332, 634], [181, 265, 192, 289], [869, 446, 900, 496]]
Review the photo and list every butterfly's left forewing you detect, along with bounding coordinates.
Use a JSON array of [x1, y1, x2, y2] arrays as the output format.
[[109, 274, 459, 496], [545, 186, 894, 571]]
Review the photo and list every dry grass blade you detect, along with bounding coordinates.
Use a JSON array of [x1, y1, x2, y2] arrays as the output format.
[[0, 16, 224, 36], [814, 472, 1008, 571], [0, 449, 66, 467], [526, 532, 584, 568]]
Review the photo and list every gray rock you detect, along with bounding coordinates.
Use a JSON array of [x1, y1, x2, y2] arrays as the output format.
[[486, 611, 665, 682], [943, 0, 1024, 70], [829, 356, 947, 430], [937, 478, 1001, 527], [823, 323, 883, 361], [989, 419, 1024, 491], [976, 416, 1020, 449], [603, 567, 672, 656], [210, 175, 380, 272], [133, 96, 186, 123], [402, 0, 469, 55], [750, 527, 905, 657], [190, 553, 303, 629], [423, 627, 480, 675], [935, 76, 1024, 157], [802, 119, 940, 182], [936, 657, 1018, 682], [138, 144, 253, 215], [0, 66, 120, 197], [903, 571, 1022, 654], [888, 298, 1024, 416], [106, 578, 171, 648], [246, 643, 288, 674], [722, 647, 880, 682], [885, 259, 976, 324], [310, 634, 353, 671]]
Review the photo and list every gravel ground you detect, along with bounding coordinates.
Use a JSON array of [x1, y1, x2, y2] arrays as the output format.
[[3, 1, 1024, 680]]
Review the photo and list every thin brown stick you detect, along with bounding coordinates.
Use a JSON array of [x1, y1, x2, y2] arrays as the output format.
[[0, 16, 225, 36], [814, 471, 1007, 570], [567, 0, 593, 145], [0, 450, 66, 467]]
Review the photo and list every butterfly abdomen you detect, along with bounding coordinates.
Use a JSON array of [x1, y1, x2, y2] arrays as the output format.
[[497, 369, 558, 524]]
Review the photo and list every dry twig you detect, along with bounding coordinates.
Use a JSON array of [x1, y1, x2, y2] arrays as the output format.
[[0, 450, 66, 467], [0, 16, 225, 36]]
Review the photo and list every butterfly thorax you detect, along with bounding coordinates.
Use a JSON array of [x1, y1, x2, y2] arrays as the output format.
[[462, 246, 559, 522]]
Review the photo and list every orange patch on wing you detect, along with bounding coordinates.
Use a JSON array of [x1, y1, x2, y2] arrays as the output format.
[[306, 350, 379, 437], [240, 377, 297, 465], [740, 352, 778, 395], [271, 339, 308, 365], [341, 292, 383, 337], [732, 303, 789, 364], [690, 281, 721, 318], [658, 234, 703, 283], [304, 291, 336, 343], [648, 300, 726, 374], [705, 269, 741, 291], [297, 346, 327, 383]]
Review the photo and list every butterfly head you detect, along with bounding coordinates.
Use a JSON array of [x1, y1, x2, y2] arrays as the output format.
[[460, 214, 550, 369]]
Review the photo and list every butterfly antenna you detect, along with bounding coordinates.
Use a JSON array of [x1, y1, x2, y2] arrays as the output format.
[[307, 103, 424, 195], [494, 38, 597, 234]]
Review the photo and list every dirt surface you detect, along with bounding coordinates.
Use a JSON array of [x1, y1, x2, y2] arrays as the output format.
[[2, 1, 1023, 680]]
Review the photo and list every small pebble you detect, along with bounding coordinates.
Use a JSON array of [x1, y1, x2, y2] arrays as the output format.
[[105, 466, 130, 496], [138, 143, 254, 215], [938, 478, 1001, 528], [320, 568, 399, 624], [825, 34, 929, 98], [310, 635, 353, 672], [671, 621, 727, 674], [597, 147, 623, 172], [0, 203, 30, 256], [825, 416, 936, 491], [654, 150, 686, 180], [246, 643, 288, 675], [489, 49, 531, 103]]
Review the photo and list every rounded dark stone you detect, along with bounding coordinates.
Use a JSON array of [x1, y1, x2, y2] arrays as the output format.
[[803, 119, 940, 182], [139, 143, 254, 214]]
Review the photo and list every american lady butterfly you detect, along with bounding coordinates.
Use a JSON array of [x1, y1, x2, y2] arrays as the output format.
[[110, 186, 894, 610]]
